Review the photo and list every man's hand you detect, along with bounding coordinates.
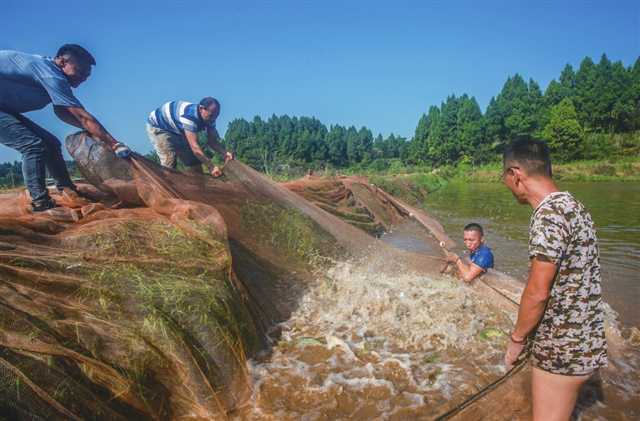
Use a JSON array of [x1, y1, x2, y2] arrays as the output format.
[[56, 106, 120, 150], [211, 166, 222, 178], [504, 337, 526, 369], [113, 142, 131, 159], [446, 252, 460, 263], [224, 151, 234, 163]]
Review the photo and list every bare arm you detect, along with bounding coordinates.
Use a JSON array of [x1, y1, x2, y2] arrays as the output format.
[[184, 131, 215, 171], [504, 256, 556, 368], [206, 127, 233, 161], [511, 256, 557, 340], [54, 106, 119, 149], [446, 252, 484, 282], [54, 106, 83, 128], [455, 259, 485, 282]]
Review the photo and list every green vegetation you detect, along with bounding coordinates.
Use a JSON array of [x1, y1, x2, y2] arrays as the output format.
[[3, 55, 636, 188], [0, 217, 260, 418], [353, 154, 638, 206], [0, 160, 81, 189], [478, 328, 506, 341], [222, 53, 638, 177], [368, 173, 446, 205], [240, 201, 339, 263], [86, 220, 252, 335], [81, 219, 259, 389], [454, 156, 640, 183]]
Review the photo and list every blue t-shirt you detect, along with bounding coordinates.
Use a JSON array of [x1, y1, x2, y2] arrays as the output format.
[[0, 50, 83, 114], [470, 244, 494, 271]]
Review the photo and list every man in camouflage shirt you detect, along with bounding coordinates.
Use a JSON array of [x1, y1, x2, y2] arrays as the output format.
[[502, 136, 606, 421]]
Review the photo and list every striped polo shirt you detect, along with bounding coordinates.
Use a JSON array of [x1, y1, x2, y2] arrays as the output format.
[[147, 100, 215, 134]]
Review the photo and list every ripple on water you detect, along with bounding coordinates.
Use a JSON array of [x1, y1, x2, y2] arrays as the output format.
[[233, 259, 514, 420]]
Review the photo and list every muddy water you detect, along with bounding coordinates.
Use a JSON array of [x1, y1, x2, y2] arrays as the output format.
[[422, 181, 640, 328], [231, 181, 639, 420], [232, 252, 516, 420]]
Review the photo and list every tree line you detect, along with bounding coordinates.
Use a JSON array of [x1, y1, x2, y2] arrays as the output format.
[[1, 53, 638, 187], [223, 115, 407, 174], [225, 53, 639, 172], [0, 160, 80, 188]]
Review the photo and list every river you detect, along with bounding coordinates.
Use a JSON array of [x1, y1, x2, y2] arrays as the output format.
[[422, 180, 640, 328], [232, 179, 639, 419]]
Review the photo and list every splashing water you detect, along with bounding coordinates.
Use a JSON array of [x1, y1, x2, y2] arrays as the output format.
[[232, 255, 516, 420]]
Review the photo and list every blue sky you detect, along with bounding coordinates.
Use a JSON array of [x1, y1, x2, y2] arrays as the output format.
[[1, 0, 638, 162]]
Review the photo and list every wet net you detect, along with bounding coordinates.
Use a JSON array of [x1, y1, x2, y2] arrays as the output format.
[[0, 132, 636, 420], [0, 131, 452, 420]]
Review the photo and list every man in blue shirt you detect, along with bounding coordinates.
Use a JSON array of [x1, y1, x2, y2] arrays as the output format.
[[147, 97, 233, 176], [0, 44, 131, 212], [446, 222, 494, 282]]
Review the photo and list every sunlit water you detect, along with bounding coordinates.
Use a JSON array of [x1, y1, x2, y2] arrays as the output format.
[[231, 180, 639, 419], [232, 257, 515, 420], [423, 181, 640, 328]]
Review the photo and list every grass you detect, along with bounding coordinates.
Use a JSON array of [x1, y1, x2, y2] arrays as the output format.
[[456, 157, 640, 183], [368, 172, 447, 205], [65, 218, 261, 412], [85, 220, 255, 343], [240, 201, 338, 264]]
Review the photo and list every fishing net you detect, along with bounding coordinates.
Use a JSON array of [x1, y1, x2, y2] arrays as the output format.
[[0, 131, 452, 420], [0, 131, 637, 420]]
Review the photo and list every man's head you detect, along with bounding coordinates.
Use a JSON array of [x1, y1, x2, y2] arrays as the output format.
[[502, 135, 553, 205], [198, 97, 220, 123], [463, 223, 484, 252], [54, 44, 96, 88]]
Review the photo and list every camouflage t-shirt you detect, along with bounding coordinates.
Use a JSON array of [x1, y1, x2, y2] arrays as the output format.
[[528, 191, 607, 375]]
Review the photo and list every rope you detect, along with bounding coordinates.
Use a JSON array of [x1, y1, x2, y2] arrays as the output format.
[[426, 240, 527, 419], [479, 278, 521, 307], [433, 357, 528, 420], [128, 157, 528, 419]]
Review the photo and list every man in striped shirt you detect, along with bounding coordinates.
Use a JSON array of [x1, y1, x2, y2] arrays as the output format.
[[146, 97, 232, 176]]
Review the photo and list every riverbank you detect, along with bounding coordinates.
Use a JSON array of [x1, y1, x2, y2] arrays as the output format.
[[345, 156, 639, 205], [456, 157, 640, 183]]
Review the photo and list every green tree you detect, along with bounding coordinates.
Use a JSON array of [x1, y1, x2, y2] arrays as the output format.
[[608, 60, 636, 132], [484, 75, 545, 152], [428, 95, 461, 165], [456, 95, 486, 164], [574, 56, 598, 129], [405, 106, 439, 165], [483, 96, 505, 153], [542, 98, 583, 161], [632, 57, 640, 130], [543, 65, 576, 129], [326, 125, 348, 166]]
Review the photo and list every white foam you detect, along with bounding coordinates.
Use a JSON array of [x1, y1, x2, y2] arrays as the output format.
[[235, 259, 514, 418]]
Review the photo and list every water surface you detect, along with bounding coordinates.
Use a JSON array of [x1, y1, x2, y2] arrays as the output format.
[[423, 181, 640, 327]]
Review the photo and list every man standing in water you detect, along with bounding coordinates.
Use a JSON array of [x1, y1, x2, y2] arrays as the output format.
[[0, 45, 131, 211], [445, 222, 494, 282], [502, 136, 606, 421], [146, 97, 233, 176]]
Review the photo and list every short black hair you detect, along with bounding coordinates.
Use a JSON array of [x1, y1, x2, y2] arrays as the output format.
[[56, 44, 96, 66], [199, 97, 220, 109], [464, 223, 484, 236], [503, 135, 552, 178]]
